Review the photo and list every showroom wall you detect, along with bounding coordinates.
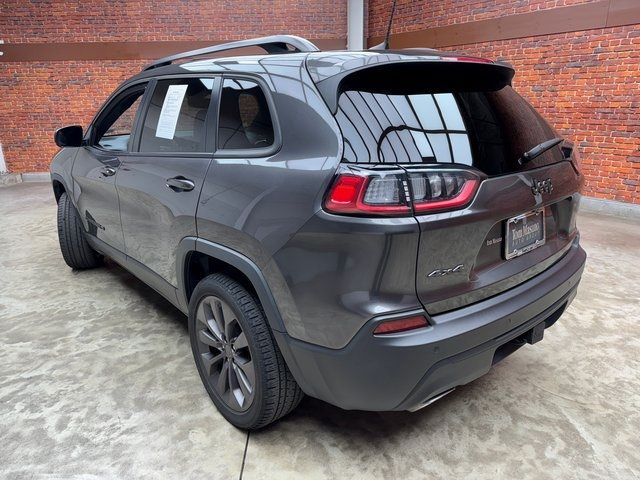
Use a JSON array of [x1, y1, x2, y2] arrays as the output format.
[[369, 0, 640, 204], [0, 0, 346, 173], [1, 0, 639, 205]]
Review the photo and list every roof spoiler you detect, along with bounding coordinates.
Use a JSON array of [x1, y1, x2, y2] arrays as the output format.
[[313, 59, 515, 114], [142, 35, 320, 71]]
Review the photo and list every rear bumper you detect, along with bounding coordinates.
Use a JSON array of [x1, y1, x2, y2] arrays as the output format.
[[275, 240, 586, 411]]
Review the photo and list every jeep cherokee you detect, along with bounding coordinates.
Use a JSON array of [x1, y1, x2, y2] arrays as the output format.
[[50, 35, 587, 429]]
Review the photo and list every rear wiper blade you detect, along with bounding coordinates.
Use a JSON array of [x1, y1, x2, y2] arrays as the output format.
[[376, 125, 432, 162], [518, 137, 563, 165]]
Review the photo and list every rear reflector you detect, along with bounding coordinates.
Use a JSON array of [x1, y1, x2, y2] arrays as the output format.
[[373, 315, 429, 335]]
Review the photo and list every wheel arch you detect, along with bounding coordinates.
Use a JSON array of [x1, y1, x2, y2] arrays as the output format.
[[176, 237, 286, 333], [51, 173, 69, 203]]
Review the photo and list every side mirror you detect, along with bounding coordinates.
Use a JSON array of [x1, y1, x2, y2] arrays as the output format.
[[54, 125, 83, 148]]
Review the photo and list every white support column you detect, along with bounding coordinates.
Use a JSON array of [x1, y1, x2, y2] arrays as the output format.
[[347, 0, 365, 50], [0, 143, 7, 174]]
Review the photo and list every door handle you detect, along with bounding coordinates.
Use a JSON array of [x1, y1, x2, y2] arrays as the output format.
[[166, 176, 195, 192], [101, 166, 117, 177]]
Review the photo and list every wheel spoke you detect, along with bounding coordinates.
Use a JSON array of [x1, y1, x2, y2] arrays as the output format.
[[222, 303, 236, 340], [216, 361, 229, 394], [233, 362, 253, 398], [213, 299, 226, 341], [227, 389, 242, 410], [201, 352, 224, 376], [233, 331, 248, 350], [196, 301, 211, 326], [227, 363, 244, 409], [236, 358, 255, 385], [198, 329, 222, 349]]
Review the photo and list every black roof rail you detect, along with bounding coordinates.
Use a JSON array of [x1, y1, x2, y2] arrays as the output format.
[[142, 35, 320, 71]]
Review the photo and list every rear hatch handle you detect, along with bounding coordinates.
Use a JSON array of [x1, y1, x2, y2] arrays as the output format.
[[518, 137, 563, 165]]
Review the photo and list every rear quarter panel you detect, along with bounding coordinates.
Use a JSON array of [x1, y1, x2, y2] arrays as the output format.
[[196, 58, 344, 343]]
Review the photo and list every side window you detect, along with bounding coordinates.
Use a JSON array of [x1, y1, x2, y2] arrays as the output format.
[[218, 78, 274, 150], [139, 78, 214, 153], [94, 85, 146, 152]]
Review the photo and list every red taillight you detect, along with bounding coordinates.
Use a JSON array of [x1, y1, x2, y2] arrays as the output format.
[[326, 174, 363, 206], [324, 169, 480, 216], [373, 315, 429, 335], [324, 173, 411, 216]]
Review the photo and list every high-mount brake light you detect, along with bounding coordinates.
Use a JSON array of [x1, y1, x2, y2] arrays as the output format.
[[410, 171, 479, 213], [324, 173, 411, 215]]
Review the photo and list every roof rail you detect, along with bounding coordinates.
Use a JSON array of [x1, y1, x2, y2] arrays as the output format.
[[142, 35, 320, 71]]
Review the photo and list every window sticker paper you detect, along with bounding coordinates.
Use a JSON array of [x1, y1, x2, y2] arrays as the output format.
[[155, 84, 188, 139]]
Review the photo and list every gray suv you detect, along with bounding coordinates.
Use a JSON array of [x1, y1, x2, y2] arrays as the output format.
[[50, 35, 587, 429]]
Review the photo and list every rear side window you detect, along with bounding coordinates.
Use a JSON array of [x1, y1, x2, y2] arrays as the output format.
[[218, 79, 274, 150], [139, 78, 214, 153], [335, 86, 563, 176]]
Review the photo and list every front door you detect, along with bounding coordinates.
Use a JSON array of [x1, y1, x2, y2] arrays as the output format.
[[73, 83, 147, 253], [116, 76, 217, 287]]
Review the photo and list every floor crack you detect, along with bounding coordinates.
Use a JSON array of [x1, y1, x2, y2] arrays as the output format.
[[239, 430, 250, 480]]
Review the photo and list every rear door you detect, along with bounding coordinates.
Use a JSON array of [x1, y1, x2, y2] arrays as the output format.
[[116, 76, 218, 292], [329, 66, 583, 315]]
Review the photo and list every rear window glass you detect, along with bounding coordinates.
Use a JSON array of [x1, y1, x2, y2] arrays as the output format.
[[335, 86, 563, 176]]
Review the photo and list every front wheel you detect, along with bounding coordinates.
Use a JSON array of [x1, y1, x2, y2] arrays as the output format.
[[188, 273, 303, 429], [56, 192, 102, 269]]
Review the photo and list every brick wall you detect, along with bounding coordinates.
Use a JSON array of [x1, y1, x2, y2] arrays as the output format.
[[369, 0, 640, 204], [2, 0, 639, 205], [0, 0, 346, 173], [369, 0, 598, 31], [2, 0, 345, 43]]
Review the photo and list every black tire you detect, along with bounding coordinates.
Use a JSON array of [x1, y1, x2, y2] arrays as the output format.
[[188, 273, 303, 429], [57, 192, 102, 269]]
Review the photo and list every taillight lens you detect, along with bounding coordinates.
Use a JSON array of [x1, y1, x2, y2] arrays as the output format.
[[324, 169, 480, 216], [409, 170, 479, 213], [324, 173, 411, 215], [373, 315, 429, 335]]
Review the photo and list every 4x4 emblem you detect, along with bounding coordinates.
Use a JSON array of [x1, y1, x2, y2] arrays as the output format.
[[531, 178, 553, 196], [428, 264, 464, 277]]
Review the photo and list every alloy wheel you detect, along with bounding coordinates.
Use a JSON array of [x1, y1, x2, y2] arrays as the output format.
[[195, 295, 255, 412]]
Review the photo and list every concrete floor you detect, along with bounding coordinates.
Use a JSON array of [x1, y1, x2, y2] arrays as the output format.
[[1, 182, 639, 480]]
